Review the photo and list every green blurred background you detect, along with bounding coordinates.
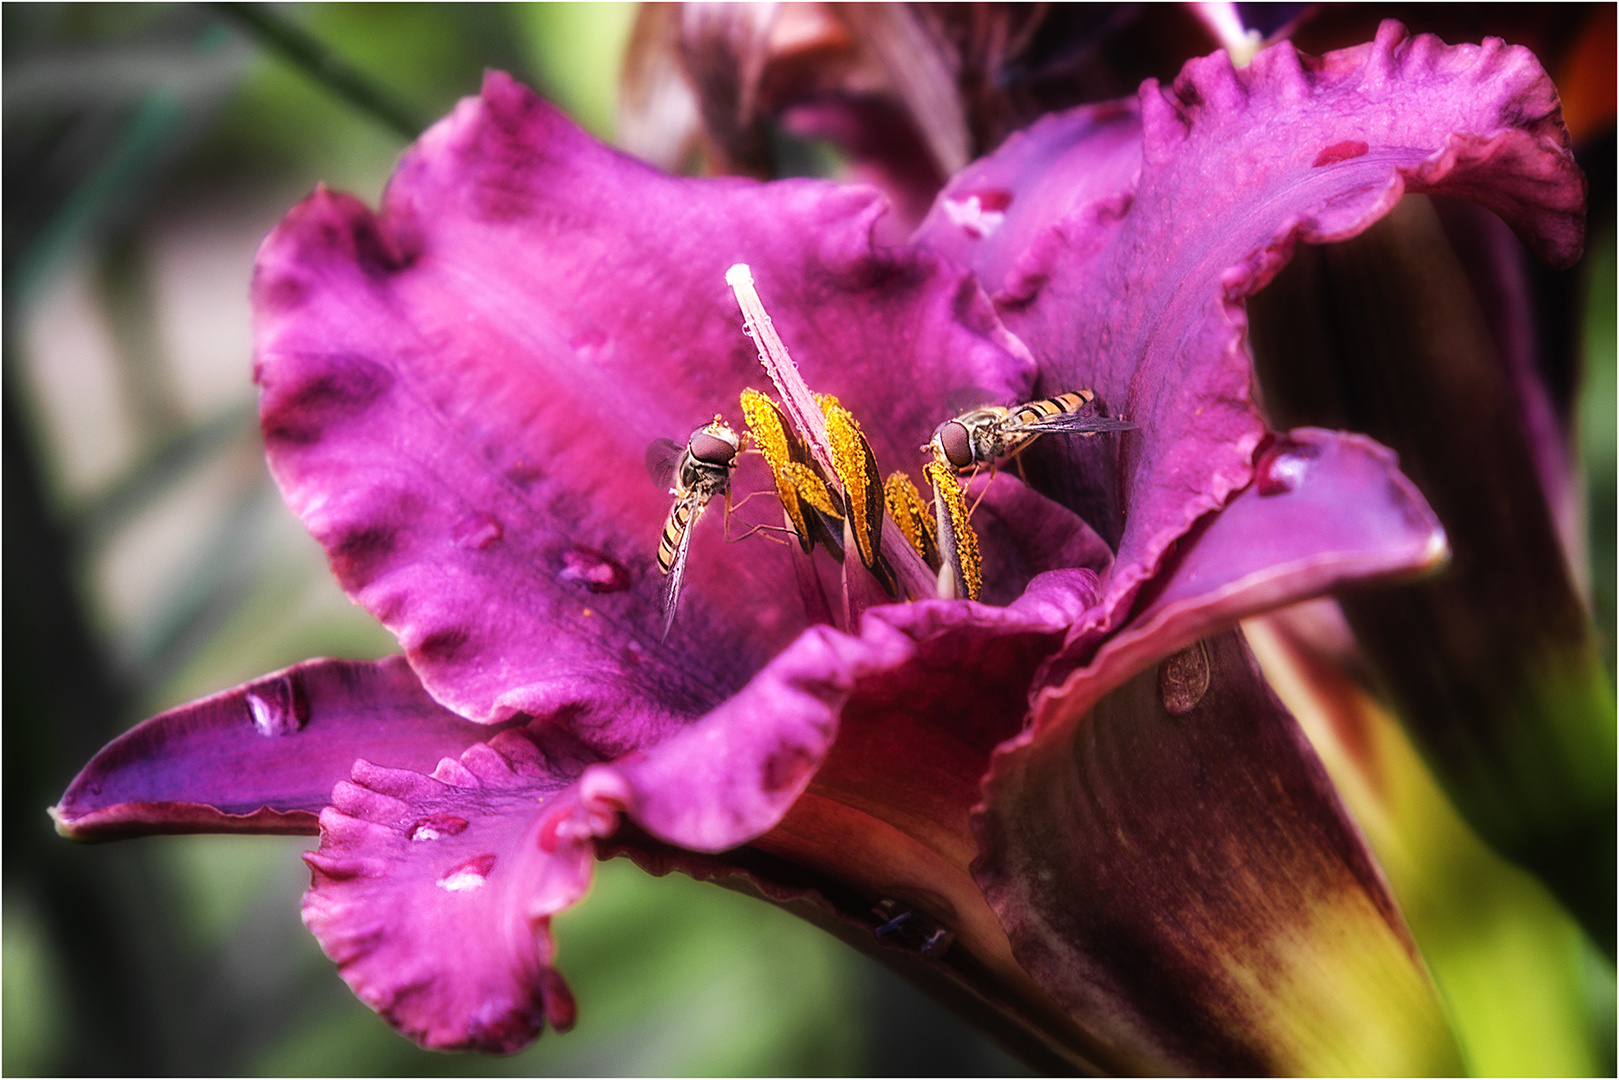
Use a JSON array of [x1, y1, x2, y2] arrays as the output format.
[[1, 4, 1612, 1076]]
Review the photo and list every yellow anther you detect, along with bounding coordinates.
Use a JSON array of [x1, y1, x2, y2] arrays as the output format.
[[821, 400, 885, 574], [740, 389, 790, 470], [925, 459, 981, 601], [884, 472, 939, 569], [785, 462, 842, 518], [740, 388, 814, 550]]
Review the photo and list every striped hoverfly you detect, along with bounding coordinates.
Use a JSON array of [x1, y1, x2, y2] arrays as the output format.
[[923, 390, 1134, 602], [647, 417, 742, 639], [928, 389, 1136, 472]]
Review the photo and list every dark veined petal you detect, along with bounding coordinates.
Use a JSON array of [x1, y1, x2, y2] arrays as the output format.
[[972, 427, 1453, 1069], [976, 630, 1462, 1075], [1248, 193, 1615, 954], [252, 71, 1034, 727], [916, 21, 1584, 643], [52, 657, 509, 840]]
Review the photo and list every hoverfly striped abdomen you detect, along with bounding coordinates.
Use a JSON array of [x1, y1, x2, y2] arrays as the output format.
[[1008, 389, 1094, 429]]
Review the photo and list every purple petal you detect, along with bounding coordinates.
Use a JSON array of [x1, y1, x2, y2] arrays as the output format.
[[253, 72, 1033, 725], [912, 100, 1144, 304], [1038, 428, 1448, 695], [302, 729, 583, 1053], [301, 613, 911, 1053], [917, 23, 1584, 635], [52, 657, 509, 840], [976, 630, 1461, 1074], [964, 471, 1115, 606]]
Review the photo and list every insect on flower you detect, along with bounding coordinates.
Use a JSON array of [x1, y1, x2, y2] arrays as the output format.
[[647, 417, 742, 638], [924, 392, 1136, 602], [928, 390, 1137, 473]]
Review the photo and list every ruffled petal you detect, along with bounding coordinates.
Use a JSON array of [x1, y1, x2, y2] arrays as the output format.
[[971, 428, 1453, 1068], [1037, 427, 1448, 696], [302, 728, 584, 1053], [253, 71, 1033, 726], [301, 614, 909, 1053], [917, 22, 1584, 634], [976, 629, 1461, 1075], [52, 657, 505, 840]]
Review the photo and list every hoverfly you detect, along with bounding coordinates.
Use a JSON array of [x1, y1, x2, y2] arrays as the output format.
[[928, 389, 1136, 472], [646, 417, 742, 639], [924, 390, 1134, 602]]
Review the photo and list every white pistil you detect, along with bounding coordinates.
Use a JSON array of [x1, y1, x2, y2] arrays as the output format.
[[1191, 1, 1262, 67], [726, 264, 837, 477]]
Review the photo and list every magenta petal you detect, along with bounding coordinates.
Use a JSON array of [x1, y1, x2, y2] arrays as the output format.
[[300, 619, 915, 1054], [912, 100, 1144, 304], [52, 657, 508, 839], [919, 23, 1583, 632], [253, 72, 1034, 725], [544, 621, 914, 854], [302, 729, 583, 1053]]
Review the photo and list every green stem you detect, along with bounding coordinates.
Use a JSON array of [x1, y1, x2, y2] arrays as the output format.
[[211, 2, 426, 140]]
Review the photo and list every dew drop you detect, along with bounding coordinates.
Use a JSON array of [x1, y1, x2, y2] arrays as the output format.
[[452, 511, 504, 550], [558, 545, 631, 593], [245, 674, 308, 737], [410, 814, 470, 842], [1255, 438, 1318, 496], [568, 327, 607, 354], [1159, 641, 1211, 716], [942, 188, 1012, 239], [438, 853, 496, 892]]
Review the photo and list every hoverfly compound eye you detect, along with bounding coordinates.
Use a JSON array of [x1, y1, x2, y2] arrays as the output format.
[[934, 420, 974, 469], [689, 428, 739, 466]]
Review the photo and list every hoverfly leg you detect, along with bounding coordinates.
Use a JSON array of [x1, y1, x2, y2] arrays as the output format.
[[965, 461, 995, 519], [726, 520, 793, 546], [727, 487, 772, 514], [720, 490, 794, 546]]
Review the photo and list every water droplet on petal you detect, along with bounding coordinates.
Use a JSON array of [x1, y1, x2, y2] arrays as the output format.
[[558, 546, 631, 593], [942, 188, 1012, 239], [410, 815, 470, 841], [438, 853, 497, 892], [1159, 641, 1211, 716], [569, 328, 607, 355], [1255, 437, 1319, 496], [246, 674, 308, 737], [452, 511, 504, 550]]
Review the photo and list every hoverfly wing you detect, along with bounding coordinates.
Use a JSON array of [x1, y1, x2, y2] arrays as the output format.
[[659, 491, 704, 641], [944, 385, 1001, 414], [645, 438, 683, 491], [1015, 413, 1138, 436]]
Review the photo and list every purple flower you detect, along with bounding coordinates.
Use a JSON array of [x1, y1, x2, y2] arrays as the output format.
[[55, 22, 1585, 1073]]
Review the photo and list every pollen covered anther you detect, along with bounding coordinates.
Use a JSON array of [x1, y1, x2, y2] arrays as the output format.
[[726, 263, 937, 600], [925, 458, 981, 601], [884, 472, 939, 570], [821, 397, 891, 593]]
